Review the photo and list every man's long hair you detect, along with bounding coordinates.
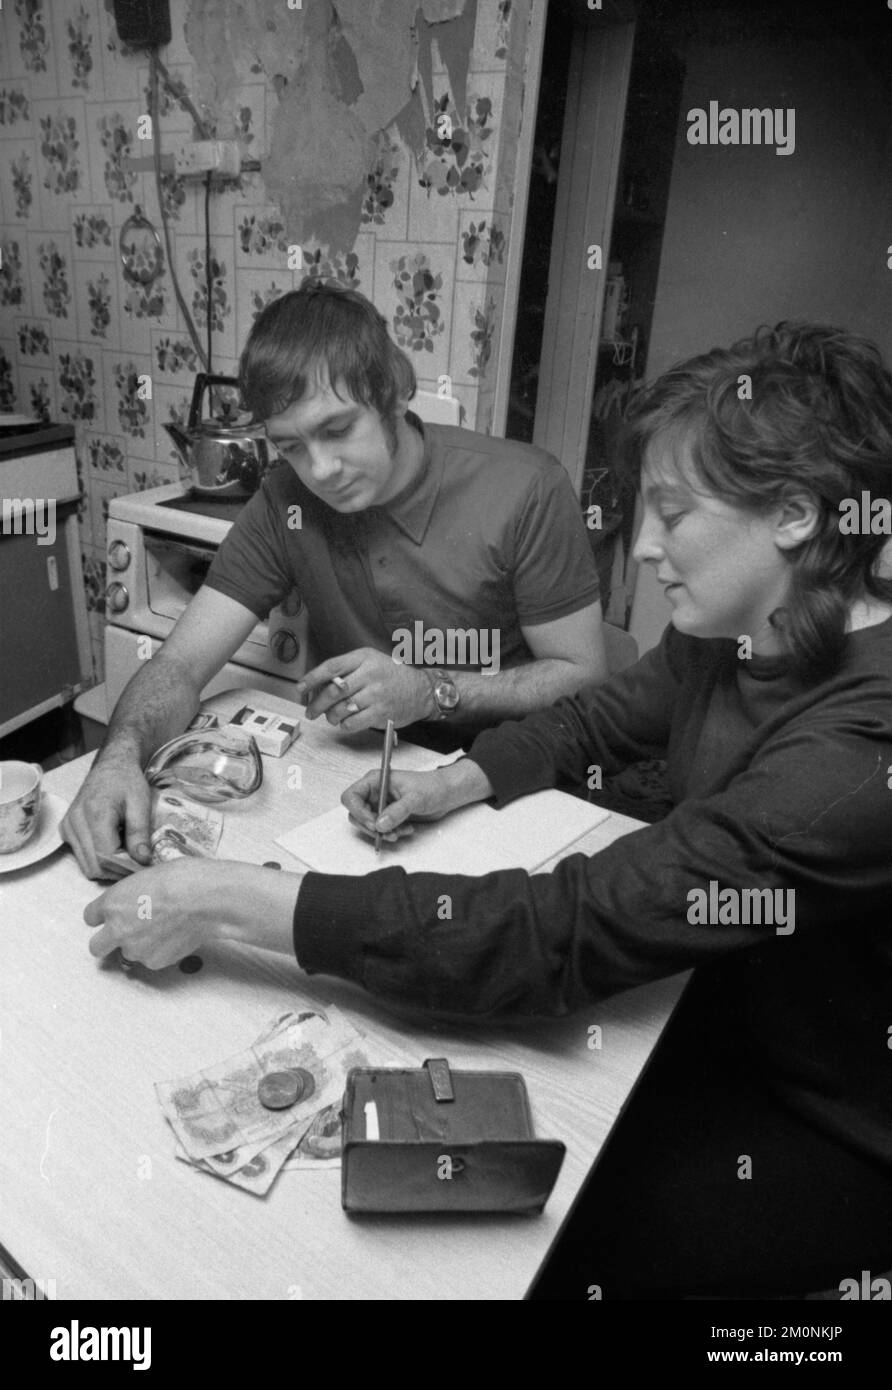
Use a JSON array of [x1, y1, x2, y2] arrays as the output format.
[[239, 282, 416, 429]]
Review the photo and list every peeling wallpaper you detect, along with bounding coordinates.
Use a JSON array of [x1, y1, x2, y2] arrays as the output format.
[[0, 0, 527, 684]]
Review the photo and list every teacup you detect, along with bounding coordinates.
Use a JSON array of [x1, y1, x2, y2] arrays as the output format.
[[0, 761, 43, 854]]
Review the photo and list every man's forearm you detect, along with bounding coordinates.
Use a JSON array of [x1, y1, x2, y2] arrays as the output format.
[[100, 654, 201, 766], [443, 658, 595, 720]]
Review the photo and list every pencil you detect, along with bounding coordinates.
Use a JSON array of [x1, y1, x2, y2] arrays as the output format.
[[374, 719, 396, 853]]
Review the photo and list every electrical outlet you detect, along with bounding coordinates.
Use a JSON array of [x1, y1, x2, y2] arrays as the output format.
[[173, 141, 241, 178], [124, 154, 175, 174]]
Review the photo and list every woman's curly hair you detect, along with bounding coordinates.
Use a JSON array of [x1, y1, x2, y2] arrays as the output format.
[[622, 322, 892, 679]]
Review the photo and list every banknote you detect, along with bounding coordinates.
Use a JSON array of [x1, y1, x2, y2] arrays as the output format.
[[184, 1008, 345, 1182], [96, 790, 223, 879], [160, 1009, 421, 1192], [173, 1123, 314, 1196], [150, 789, 223, 858], [155, 1009, 362, 1164]]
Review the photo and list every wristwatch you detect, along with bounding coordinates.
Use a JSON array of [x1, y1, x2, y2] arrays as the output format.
[[426, 668, 460, 719]]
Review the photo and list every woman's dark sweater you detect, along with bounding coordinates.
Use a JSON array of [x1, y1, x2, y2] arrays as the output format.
[[295, 617, 892, 1169]]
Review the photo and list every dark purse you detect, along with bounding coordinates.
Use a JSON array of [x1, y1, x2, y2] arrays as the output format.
[[341, 1058, 565, 1215]]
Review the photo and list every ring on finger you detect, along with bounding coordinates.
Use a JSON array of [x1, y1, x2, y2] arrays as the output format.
[[338, 700, 361, 726]]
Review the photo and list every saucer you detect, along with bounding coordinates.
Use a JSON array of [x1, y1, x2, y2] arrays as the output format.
[[0, 792, 69, 873]]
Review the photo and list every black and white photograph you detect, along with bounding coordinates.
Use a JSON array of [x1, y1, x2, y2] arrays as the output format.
[[1, 0, 891, 1350]]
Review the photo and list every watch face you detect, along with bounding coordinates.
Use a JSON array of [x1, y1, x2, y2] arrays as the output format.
[[434, 679, 460, 711]]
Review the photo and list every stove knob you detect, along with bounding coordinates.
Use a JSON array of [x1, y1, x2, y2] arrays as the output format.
[[270, 628, 300, 664], [106, 582, 129, 614], [107, 539, 131, 571]]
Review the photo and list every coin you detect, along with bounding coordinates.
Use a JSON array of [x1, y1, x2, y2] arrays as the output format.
[[257, 1067, 315, 1110], [258, 1071, 300, 1109], [289, 1067, 315, 1104]]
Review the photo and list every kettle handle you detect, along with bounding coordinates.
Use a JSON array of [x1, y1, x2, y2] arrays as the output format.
[[188, 373, 242, 430]]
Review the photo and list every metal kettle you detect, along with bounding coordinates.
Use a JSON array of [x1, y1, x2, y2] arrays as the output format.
[[164, 374, 275, 498]]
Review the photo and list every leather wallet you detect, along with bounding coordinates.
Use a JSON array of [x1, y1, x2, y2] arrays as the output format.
[[341, 1057, 565, 1214]]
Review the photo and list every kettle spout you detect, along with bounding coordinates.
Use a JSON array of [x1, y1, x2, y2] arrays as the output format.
[[163, 422, 192, 468]]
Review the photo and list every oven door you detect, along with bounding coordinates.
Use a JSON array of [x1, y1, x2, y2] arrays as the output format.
[[144, 532, 216, 623]]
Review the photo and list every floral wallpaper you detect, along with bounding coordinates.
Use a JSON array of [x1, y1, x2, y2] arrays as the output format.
[[0, 0, 524, 684]]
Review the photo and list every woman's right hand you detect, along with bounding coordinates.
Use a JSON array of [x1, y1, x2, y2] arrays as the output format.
[[340, 759, 494, 842], [60, 749, 153, 879], [341, 768, 451, 842]]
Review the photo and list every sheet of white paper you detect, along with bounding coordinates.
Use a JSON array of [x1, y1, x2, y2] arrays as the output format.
[[276, 790, 610, 876]]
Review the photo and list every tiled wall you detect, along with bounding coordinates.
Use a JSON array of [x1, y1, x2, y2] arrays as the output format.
[[0, 0, 525, 683]]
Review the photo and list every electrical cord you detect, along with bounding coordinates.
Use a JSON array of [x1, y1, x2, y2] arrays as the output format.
[[157, 43, 220, 374], [152, 51, 213, 139], [149, 49, 208, 371], [205, 170, 213, 380]]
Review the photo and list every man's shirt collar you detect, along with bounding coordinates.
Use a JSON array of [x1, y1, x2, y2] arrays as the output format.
[[377, 411, 444, 544]]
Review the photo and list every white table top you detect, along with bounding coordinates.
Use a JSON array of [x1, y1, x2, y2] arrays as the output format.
[[0, 690, 687, 1301]]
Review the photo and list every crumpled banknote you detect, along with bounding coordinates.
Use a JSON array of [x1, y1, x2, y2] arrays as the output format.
[[158, 1008, 422, 1194], [158, 1008, 361, 1195], [97, 789, 223, 879]]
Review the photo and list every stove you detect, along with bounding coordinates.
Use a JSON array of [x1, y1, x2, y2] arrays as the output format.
[[104, 483, 309, 713], [157, 493, 250, 523], [110, 481, 250, 543]]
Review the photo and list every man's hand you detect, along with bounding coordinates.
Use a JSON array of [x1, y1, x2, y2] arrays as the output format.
[[84, 859, 303, 970], [296, 648, 432, 731], [61, 748, 153, 880], [341, 758, 494, 839]]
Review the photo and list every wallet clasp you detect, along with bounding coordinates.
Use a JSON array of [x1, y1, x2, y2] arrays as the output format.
[[423, 1057, 454, 1102]]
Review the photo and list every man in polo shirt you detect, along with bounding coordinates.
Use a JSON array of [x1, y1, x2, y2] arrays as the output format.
[[61, 283, 605, 879]]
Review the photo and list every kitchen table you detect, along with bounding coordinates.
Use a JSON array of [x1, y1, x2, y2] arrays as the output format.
[[0, 689, 687, 1301]]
